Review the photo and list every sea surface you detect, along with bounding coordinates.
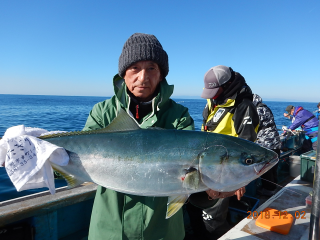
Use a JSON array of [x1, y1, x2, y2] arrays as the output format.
[[0, 94, 318, 201]]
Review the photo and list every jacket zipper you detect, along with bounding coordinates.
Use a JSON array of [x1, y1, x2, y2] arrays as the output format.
[[136, 104, 139, 119]]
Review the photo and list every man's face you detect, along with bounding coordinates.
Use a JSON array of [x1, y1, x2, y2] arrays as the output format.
[[124, 61, 162, 102], [290, 108, 294, 115], [212, 87, 223, 100]]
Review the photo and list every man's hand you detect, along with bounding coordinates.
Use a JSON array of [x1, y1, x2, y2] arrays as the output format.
[[206, 189, 237, 199], [234, 187, 246, 200], [206, 186, 246, 200], [283, 113, 291, 120]]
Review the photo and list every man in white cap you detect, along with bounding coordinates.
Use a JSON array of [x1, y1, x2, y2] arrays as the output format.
[[186, 65, 259, 240]]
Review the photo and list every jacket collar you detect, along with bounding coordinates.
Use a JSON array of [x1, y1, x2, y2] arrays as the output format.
[[214, 85, 253, 106], [294, 106, 303, 116]]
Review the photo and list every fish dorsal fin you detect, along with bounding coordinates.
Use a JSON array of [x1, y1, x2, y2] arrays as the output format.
[[166, 194, 189, 219], [40, 109, 140, 139], [101, 108, 140, 132]]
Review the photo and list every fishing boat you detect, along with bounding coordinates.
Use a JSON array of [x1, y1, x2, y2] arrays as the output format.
[[0, 131, 314, 240]]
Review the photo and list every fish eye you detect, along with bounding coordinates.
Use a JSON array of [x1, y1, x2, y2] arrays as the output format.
[[245, 158, 253, 165], [186, 167, 197, 173]]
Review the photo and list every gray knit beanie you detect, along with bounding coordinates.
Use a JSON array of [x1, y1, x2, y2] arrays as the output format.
[[118, 33, 169, 78]]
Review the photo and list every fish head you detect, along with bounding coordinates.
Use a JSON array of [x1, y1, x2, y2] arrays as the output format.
[[198, 138, 279, 192]]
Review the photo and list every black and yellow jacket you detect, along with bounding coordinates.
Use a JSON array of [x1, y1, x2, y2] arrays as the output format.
[[202, 73, 259, 142]]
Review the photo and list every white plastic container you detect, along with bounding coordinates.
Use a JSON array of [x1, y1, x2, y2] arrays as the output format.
[[289, 155, 301, 178]]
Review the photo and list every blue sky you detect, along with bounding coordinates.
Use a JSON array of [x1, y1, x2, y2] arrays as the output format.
[[1, 0, 319, 102]]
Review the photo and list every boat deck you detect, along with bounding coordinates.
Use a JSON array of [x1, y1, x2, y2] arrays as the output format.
[[220, 176, 313, 240]]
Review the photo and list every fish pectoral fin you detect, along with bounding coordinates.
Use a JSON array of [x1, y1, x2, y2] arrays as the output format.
[[51, 163, 83, 189], [166, 194, 189, 219], [183, 170, 200, 190]]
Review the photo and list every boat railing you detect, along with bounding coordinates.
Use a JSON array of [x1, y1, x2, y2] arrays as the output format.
[[0, 182, 97, 239]]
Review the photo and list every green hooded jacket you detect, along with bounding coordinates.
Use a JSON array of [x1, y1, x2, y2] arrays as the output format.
[[83, 74, 194, 240]]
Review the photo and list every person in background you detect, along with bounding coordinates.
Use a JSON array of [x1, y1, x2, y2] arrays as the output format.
[[186, 65, 259, 240], [283, 105, 295, 122], [253, 94, 281, 197], [284, 105, 318, 151]]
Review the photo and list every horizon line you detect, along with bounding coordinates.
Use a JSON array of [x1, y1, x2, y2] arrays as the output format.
[[0, 93, 318, 103]]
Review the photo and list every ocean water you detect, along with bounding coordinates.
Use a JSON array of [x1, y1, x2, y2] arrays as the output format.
[[0, 94, 318, 201]]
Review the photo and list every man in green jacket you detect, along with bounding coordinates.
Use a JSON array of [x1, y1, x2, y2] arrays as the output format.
[[83, 33, 195, 240]]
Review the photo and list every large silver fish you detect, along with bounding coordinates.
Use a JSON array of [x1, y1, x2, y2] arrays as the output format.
[[41, 109, 278, 218]]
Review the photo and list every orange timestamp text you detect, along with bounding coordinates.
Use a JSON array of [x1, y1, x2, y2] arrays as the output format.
[[247, 210, 306, 219]]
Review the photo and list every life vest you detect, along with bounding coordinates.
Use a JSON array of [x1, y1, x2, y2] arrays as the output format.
[[202, 98, 238, 136]]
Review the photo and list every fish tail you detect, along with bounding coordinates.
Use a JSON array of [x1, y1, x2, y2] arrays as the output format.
[[51, 162, 83, 189]]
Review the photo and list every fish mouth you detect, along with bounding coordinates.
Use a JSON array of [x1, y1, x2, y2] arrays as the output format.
[[253, 156, 279, 175]]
